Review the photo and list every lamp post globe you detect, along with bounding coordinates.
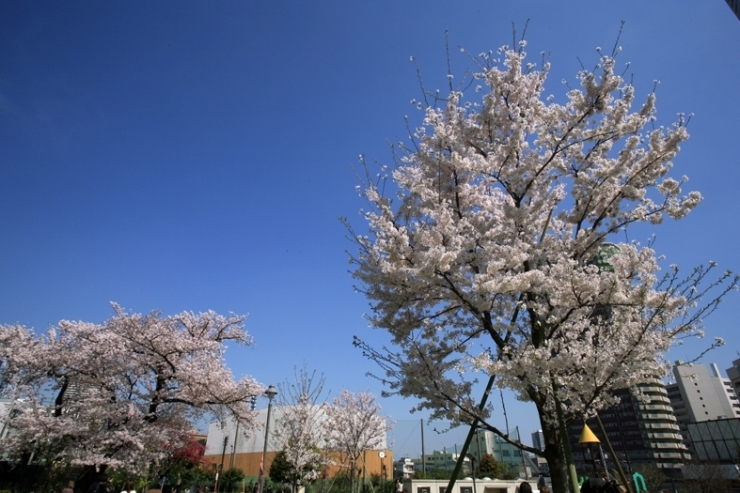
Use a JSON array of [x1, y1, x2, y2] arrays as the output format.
[[259, 385, 278, 493]]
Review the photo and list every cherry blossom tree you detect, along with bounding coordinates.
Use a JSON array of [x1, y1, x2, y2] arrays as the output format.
[[348, 41, 738, 493], [0, 303, 263, 474], [272, 365, 330, 493], [323, 390, 392, 493]]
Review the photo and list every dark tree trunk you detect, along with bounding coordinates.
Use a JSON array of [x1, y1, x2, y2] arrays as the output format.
[[540, 414, 571, 493], [54, 376, 69, 417]]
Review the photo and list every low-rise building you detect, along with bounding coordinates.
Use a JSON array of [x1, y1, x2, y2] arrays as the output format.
[[420, 450, 470, 474], [468, 428, 538, 478], [399, 477, 527, 493], [394, 457, 415, 479], [685, 418, 740, 463]]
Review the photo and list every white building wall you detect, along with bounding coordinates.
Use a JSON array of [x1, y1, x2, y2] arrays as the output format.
[[0, 399, 14, 440], [204, 412, 268, 457], [671, 363, 740, 423], [725, 358, 740, 402], [204, 404, 388, 457], [400, 478, 525, 493]]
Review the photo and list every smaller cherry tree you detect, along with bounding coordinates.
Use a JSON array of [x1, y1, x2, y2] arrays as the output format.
[[323, 390, 393, 493], [272, 365, 331, 493]]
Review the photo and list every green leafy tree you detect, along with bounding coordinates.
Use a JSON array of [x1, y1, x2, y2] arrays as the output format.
[[270, 450, 295, 485], [498, 463, 517, 480], [221, 469, 246, 492], [270, 448, 321, 490], [477, 454, 501, 479], [368, 473, 393, 493]]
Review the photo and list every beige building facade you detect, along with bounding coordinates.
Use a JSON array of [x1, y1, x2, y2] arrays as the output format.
[[202, 408, 392, 479]]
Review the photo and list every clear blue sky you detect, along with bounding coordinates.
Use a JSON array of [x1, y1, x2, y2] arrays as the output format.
[[2, 1, 739, 454]]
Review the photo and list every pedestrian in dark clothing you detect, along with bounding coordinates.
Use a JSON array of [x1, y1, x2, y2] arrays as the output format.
[[87, 480, 110, 493]]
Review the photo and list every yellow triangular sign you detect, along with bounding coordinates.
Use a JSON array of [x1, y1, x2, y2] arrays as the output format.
[[579, 423, 600, 444]]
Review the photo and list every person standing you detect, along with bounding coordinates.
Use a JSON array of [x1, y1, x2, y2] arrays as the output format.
[[87, 478, 110, 493], [62, 480, 75, 493]]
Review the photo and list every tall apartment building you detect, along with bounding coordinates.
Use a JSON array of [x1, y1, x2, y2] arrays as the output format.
[[666, 363, 740, 426], [665, 362, 740, 452], [725, 358, 740, 399], [531, 429, 545, 452], [567, 381, 689, 473]]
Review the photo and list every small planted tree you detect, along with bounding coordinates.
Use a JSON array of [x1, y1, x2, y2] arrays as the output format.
[[272, 365, 330, 493], [477, 454, 501, 479], [221, 468, 246, 493], [269, 450, 294, 486], [323, 391, 393, 493]]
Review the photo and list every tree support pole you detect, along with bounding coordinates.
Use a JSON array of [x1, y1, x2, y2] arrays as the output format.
[[445, 374, 496, 493], [552, 377, 580, 493], [594, 414, 632, 493]]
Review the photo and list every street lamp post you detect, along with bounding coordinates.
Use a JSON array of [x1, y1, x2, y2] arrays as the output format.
[[379, 451, 386, 493], [467, 454, 477, 493], [259, 384, 278, 493]]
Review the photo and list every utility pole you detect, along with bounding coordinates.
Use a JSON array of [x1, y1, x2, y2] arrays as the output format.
[[259, 385, 278, 493], [231, 420, 241, 470], [420, 419, 426, 475], [216, 435, 229, 493]]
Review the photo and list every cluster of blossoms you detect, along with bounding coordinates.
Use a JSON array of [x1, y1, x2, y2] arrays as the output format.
[[0, 304, 263, 472]]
